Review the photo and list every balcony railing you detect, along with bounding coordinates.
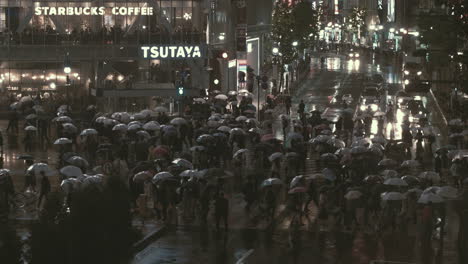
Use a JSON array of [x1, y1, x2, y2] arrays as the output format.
[[0, 31, 205, 46]]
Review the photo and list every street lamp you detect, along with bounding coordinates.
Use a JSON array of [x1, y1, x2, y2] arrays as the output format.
[[49, 82, 56, 89], [272, 47, 279, 55], [292, 41, 298, 47], [389, 28, 395, 33]]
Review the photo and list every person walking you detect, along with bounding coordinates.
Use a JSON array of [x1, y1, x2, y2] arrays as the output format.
[[215, 192, 229, 232], [37, 171, 51, 209]]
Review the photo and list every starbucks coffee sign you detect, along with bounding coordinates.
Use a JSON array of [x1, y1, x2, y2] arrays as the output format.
[[141, 46, 206, 59]]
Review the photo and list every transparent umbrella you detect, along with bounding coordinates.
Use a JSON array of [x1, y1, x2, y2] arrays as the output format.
[[80, 128, 98, 136], [143, 121, 161, 131], [27, 163, 53, 176], [54, 138, 72, 145], [172, 158, 193, 169], [60, 165, 83, 178]]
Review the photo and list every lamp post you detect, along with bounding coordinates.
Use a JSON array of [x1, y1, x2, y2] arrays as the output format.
[[64, 52, 71, 104]]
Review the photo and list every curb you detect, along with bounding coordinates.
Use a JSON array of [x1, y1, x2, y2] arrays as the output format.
[[132, 225, 167, 254]]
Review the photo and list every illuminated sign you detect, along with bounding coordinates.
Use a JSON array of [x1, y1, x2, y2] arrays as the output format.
[[141, 46, 205, 59], [34, 7, 153, 16]]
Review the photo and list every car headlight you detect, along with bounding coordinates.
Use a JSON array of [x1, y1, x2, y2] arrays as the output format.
[[417, 71, 422, 76], [409, 116, 414, 122], [371, 104, 379, 112], [360, 105, 366, 111], [404, 79, 410, 85], [398, 98, 403, 103], [349, 53, 354, 57], [404, 70, 410, 75], [355, 53, 360, 58]]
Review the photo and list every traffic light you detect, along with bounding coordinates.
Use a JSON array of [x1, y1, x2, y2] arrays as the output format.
[[261, 75, 269, 90], [213, 50, 229, 60], [178, 86, 184, 95]]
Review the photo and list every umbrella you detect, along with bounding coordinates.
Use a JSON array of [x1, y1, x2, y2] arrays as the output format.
[[207, 120, 219, 128], [371, 136, 387, 145], [364, 175, 383, 183], [327, 138, 346, 148], [350, 146, 368, 155], [401, 175, 421, 185], [261, 178, 283, 188], [384, 178, 408, 186], [288, 186, 307, 194], [27, 163, 53, 176], [26, 114, 37, 120], [378, 159, 397, 167], [128, 124, 141, 131], [60, 165, 83, 178], [80, 128, 98, 136], [190, 146, 205, 152], [217, 126, 232, 133], [381, 192, 405, 201], [17, 154, 34, 160], [180, 170, 200, 178], [152, 146, 169, 157], [143, 121, 161, 131], [449, 118, 464, 126], [170, 117, 187, 126], [133, 171, 153, 182], [418, 193, 444, 204], [161, 125, 177, 133], [235, 116, 248, 122], [310, 135, 331, 144], [95, 116, 107, 123], [152, 172, 176, 183], [418, 171, 440, 182], [344, 190, 363, 200], [401, 160, 420, 168], [230, 128, 246, 136], [154, 106, 169, 113], [62, 123, 77, 133], [54, 138, 72, 145], [290, 175, 306, 188], [193, 97, 206, 103], [310, 173, 326, 180], [407, 188, 423, 196], [268, 152, 284, 162], [285, 152, 299, 159], [352, 138, 372, 147], [55, 116, 72, 123], [140, 109, 154, 118], [437, 186, 458, 199], [233, 149, 249, 159], [196, 134, 215, 144], [67, 156, 89, 168], [136, 130, 151, 139], [228, 91, 237, 96], [381, 170, 398, 179], [320, 153, 338, 161], [10, 102, 20, 109], [172, 158, 193, 169], [25, 126, 37, 131], [322, 168, 336, 181], [20, 96, 33, 103], [368, 146, 383, 156], [215, 94, 228, 100], [374, 111, 386, 117]]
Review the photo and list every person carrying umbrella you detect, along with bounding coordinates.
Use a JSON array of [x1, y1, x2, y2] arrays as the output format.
[[23, 159, 36, 192], [215, 192, 229, 232], [37, 171, 51, 209], [264, 188, 276, 221], [242, 176, 257, 213]]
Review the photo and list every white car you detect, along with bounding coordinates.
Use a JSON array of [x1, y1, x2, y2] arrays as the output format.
[[342, 94, 353, 104], [348, 51, 360, 59]]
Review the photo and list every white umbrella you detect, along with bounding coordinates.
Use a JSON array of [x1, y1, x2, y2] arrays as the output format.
[[268, 152, 284, 162], [103, 119, 118, 126], [140, 109, 154, 117], [112, 123, 128, 131], [261, 178, 283, 188], [170, 117, 187, 126], [193, 98, 206, 103], [233, 148, 249, 159], [381, 169, 398, 179], [215, 94, 228, 100], [27, 163, 53, 176], [136, 130, 151, 139], [25, 126, 37, 131], [381, 192, 405, 201], [153, 171, 175, 183], [55, 116, 72, 123], [95, 116, 107, 123], [172, 158, 193, 169], [344, 190, 363, 200], [217, 126, 232, 133], [62, 123, 77, 133], [128, 124, 141, 131], [80, 128, 98, 136], [401, 160, 420, 168], [437, 186, 458, 199], [180, 170, 200, 178], [20, 96, 33, 103], [133, 171, 153, 182], [378, 158, 397, 167], [132, 113, 145, 120], [418, 171, 440, 182], [143, 121, 161, 131], [154, 106, 169, 113], [67, 156, 89, 168], [128, 121, 143, 127], [54, 138, 72, 145], [60, 165, 83, 178], [384, 178, 408, 186], [418, 193, 444, 204], [235, 116, 248, 122]]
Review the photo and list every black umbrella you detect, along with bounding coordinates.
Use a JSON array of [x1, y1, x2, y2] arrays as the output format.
[[17, 154, 34, 160]]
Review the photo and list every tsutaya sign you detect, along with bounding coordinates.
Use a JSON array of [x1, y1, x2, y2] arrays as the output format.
[[140, 46, 206, 59]]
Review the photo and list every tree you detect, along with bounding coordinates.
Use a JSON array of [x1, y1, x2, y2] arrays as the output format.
[[348, 7, 367, 31], [271, 1, 296, 64], [292, 1, 319, 51]]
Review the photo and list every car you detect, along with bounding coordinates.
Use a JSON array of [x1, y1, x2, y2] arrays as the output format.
[[342, 94, 353, 104], [348, 50, 360, 60], [403, 62, 426, 87], [360, 98, 380, 112], [361, 87, 380, 101]]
